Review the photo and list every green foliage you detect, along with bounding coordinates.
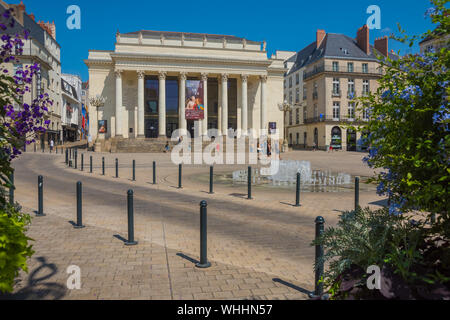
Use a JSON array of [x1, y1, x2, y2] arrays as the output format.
[[352, 0, 449, 232], [313, 208, 412, 284], [314, 207, 450, 299], [0, 205, 34, 293]]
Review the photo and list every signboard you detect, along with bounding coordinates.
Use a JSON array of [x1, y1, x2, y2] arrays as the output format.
[[185, 80, 204, 120], [98, 120, 107, 134], [269, 122, 277, 134]]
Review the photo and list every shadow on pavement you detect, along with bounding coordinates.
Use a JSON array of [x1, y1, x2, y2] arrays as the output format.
[[0, 257, 67, 300], [113, 234, 128, 243], [369, 198, 388, 207], [272, 278, 312, 296], [176, 252, 199, 265]]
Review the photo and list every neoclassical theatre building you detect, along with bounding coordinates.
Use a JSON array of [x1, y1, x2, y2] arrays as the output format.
[[85, 30, 286, 151]]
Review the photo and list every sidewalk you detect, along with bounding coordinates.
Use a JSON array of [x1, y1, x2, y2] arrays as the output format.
[[5, 210, 310, 300]]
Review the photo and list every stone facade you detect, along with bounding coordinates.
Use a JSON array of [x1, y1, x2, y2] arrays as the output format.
[[0, 0, 62, 146], [283, 25, 397, 151], [85, 30, 286, 150]]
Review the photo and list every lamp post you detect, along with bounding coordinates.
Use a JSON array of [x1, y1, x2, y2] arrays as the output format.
[[278, 100, 293, 153], [89, 95, 106, 152]]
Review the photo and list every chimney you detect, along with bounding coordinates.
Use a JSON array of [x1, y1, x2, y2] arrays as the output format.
[[356, 25, 370, 54], [29, 13, 35, 21], [316, 29, 326, 48], [18, 0, 25, 11], [374, 36, 388, 56]]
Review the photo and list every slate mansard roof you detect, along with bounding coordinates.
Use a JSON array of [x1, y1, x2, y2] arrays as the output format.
[[287, 33, 398, 76]]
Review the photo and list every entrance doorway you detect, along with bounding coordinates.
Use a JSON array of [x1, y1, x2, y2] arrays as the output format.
[[145, 119, 158, 138], [303, 132, 307, 149], [314, 128, 319, 149], [331, 126, 342, 150], [347, 129, 357, 151], [166, 121, 178, 138]]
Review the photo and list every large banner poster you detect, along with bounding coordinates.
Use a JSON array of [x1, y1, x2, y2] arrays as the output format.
[[185, 80, 204, 120]]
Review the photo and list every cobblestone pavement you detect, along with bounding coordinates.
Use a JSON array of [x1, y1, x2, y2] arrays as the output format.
[[4, 150, 386, 300]]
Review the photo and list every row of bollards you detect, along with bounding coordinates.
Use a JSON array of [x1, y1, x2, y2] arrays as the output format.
[[62, 154, 313, 207], [32, 172, 330, 296]]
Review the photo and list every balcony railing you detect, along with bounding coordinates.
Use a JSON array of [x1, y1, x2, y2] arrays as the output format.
[[304, 115, 369, 124], [313, 91, 318, 100], [304, 63, 383, 80], [331, 90, 341, 98]]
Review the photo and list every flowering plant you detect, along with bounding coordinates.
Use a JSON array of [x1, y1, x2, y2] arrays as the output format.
[[0, 8, 52, 293], [357, 0, 449, 228], [316, 1, 450, 300]]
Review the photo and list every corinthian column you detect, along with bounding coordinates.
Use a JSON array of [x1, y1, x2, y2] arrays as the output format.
[[241, 74, 248, 135], [221, 73, 228, 136], [137, 71, 145, 138], [158, 71, 167, 137], [201, 73, 208, 135], [260, 75, 267, 135], [115, 69, 123, 137], [179, 72, 187, 135]]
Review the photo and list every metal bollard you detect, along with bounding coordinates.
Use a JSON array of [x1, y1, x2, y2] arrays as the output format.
[[115, 158, 119, 178], [74, 149, 78, 169], [132, 160, 135, 181], [209, 166, 214, 194], [90, 156, 93, 173], [355, 177, 360, 210], [195, 200, 211, 268], [125, 190, 138, 245], [153, 161, 156, 185], [65, 149, 68, 165], [313, 216, 325, 297], [81, 153, 84, 171], [102, 157, 105, 176], [178, 163, 182, 189], [74, 182, 85, 229], [37, 175, 45, 216], [9, 170, 14, 205], [295, 172, 301, 207], [247, 166, 253, 199]]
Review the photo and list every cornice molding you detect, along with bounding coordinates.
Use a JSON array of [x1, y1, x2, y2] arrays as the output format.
[[109, 52, 272, 67]]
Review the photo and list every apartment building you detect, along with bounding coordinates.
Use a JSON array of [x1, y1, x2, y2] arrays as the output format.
[[419, 28, 449, 53], [0, 1, 62, 146], [280, 50, 306, 147], [284, 25, 397, 151], [61, 74, 82, 142]]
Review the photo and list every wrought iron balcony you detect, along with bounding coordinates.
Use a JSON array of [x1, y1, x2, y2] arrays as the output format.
[[303, 114, 368, 124], [303, 63, 383, 80], [313, 91, 318, 100], [331, 90, 341, 98]]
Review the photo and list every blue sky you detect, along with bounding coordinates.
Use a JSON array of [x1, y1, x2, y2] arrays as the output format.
[[19, 0, 437, 81]]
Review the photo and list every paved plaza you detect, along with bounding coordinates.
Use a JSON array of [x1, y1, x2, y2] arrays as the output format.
[[3, 150, 386, 300]]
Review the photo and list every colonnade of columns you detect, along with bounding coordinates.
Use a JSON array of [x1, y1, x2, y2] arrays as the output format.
[[113, 70, 268, 138]]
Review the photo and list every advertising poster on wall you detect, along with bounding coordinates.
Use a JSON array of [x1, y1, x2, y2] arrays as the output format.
[[185, 80, 204, 120], [98, 120, 107, 134]]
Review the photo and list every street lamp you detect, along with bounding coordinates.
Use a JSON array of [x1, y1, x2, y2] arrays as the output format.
[[89, 95, 107, 151], [278, 100, 293, 152]]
